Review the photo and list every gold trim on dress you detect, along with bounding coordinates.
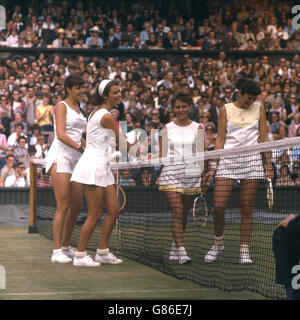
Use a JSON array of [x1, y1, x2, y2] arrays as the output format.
[[158, 185, 201, 195]]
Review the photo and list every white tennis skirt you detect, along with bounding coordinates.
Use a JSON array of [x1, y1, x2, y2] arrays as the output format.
[[215, 152, 265, 180], [158, 163, 202, 195]]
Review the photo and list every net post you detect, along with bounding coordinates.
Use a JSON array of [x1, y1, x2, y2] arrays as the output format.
[[29, 160, 37, 233]]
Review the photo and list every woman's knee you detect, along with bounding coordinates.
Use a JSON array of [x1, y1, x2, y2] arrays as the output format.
[[87, 210, 103, 223], [56, 200, 70, 215], [69, 202, 82, 214], [107, 205, 121, 219]]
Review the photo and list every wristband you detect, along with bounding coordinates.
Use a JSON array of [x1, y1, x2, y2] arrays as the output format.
[[77, 145, 84, 153]]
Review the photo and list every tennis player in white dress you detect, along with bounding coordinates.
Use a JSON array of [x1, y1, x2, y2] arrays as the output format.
[[45, 75, 87, 264], [203, 79, 274, 264], [159, 91, 204, 265], [71, 79, 130, 267]]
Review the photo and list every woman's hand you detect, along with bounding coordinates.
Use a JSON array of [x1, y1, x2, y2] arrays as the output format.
[[265, 165, 274, 181], [278, 214, 295, 228]]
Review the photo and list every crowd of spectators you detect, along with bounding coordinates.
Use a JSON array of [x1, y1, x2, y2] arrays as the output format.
[[0, 1, 300, 51], [1, 1, 300, 187]]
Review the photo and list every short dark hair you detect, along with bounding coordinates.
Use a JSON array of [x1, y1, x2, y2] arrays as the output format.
[[236, 79, 260, 96], [171, 90, 193, 106], [64, 74, 84, 95], [15, 123, 24, 129], [17, 136, 27, 143]]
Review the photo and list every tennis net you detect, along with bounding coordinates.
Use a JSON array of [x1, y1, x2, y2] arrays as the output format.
[[29, 137, 300, 299]]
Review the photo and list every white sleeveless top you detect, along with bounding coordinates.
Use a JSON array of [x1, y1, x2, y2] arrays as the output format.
[[165, 121, 201, 159], [70, 108, 115, 186], [45, 100, 87, 174], [158, 121, 202, 195], [223, 102, 261, 149], [215, 101, 265, 179]]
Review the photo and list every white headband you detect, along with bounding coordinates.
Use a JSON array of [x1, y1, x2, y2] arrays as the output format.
[[98, 79, 112, 96]]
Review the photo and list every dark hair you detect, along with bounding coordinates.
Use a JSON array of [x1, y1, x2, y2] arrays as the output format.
[[171, 90, 193, 106], [64, 74, 84, 95], [91, 80, 119, 106], [28, 144, 37, 153], [31, 123, 41, 132], [64, 74, 86, 116], [236, 78, 260, 96], [15, 123, 24, 129], [17, 136, 27, 143], [279, 164, 291, 175]]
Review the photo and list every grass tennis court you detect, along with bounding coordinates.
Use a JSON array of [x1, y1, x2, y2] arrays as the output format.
[[0, 226, 268, 300]]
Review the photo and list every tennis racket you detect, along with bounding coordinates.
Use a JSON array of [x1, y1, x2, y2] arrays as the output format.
[[115, 183, 126, 210], [266, 178, 273, 209], [192, 194, 208, 227]]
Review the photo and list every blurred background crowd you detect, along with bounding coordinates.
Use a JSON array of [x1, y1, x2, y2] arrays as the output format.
[[0, 0, 300, 187]]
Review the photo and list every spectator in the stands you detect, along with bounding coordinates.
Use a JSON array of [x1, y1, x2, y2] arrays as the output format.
[[0, 154, 16, 182], [275, 165, 295, 187], [10, 111, 28, 135], [10, 90, 25, 119], [85, 26, 103, 48], [4, 161, 29, 187], [7, 123, 27, 148], [14, 135, 29, 168], [35, 94, 54, 132]]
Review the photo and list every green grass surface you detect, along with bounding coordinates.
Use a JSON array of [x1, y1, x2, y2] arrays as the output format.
[[0, 226, 268, 300]]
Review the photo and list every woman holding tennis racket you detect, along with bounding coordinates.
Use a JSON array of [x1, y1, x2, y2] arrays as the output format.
[[45, 75, 87, 264], [70, 79, 134, 267], [158, 91, 204, 265], [203, 79, 274, 264]]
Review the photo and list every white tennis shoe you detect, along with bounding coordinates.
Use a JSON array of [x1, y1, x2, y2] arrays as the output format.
[[62, 246, 76, 259], [204, 245, 224, 263], [239, 246, 253, 264], [51, 250, 72, 264], [73, 255, 101, 267], [177, 247, 192, 265], [95, 252, 123, 265]]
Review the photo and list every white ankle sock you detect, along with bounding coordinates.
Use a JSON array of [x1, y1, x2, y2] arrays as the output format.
[[171, 241, 177, 250], [75, 251, 87, 258], [53, 248, 62, 254], [240, 244, 249, 254], [97, 248, 109, 255]]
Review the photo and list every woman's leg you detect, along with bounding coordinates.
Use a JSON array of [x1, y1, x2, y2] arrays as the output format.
[[204, 177, 235, 262], [182, 194, 194, 231], [166, 191, 184, 248], [50, 164, 71, 250], [240, 179, 259, 246], [212, 177, 235, 237], [61, 181, 83, 248], [76, 184, 104, 252], [98, 185, 121, 250], [94, 185, 123, 264]]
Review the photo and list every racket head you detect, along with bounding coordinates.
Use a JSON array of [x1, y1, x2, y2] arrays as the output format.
[[192, 194, 208, 227], [115, 184, 126, 210], [266, 178, 273, 209]]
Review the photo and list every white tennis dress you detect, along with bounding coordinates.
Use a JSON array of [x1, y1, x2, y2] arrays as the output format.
[[159, 121, 203, 195], [70, 108, 115, 187], [215, 102, 265, 180], [46, 101, 87, 174]]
